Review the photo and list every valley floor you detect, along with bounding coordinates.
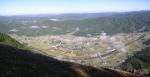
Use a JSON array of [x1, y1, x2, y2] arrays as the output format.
[[10, 32, 150, 68]]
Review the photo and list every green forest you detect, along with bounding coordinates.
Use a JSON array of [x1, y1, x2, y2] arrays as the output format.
[[0, 11, 150, 36]]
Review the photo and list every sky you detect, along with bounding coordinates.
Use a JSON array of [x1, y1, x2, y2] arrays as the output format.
[[0, 0, 150, 15]]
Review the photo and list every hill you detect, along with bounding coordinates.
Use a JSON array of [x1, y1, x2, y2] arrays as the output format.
[[0, 43, 138, 77], [0, 32, 25, 48], [120, 46, 150, 76], [0, 11, 150, 36]]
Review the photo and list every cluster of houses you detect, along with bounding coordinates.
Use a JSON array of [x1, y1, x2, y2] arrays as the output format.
[[45, 31, 129, 67], [48, 31, 126, 53]]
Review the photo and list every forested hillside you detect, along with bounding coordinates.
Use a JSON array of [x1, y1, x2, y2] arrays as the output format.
[[74, 11, 150, 36], [0, 11, 150, 36], [119, 39, 150, 76], [120, 47, 150, 76]]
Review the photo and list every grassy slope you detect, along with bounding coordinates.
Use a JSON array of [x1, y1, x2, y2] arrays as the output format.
[[0, 32, 25, 48], [0, 44, 137, 77]]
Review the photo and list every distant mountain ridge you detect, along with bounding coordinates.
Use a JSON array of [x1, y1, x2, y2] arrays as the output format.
[[0, 10, 149, 20], [0, 12, 118, 20], [0, 10, 150, 36]]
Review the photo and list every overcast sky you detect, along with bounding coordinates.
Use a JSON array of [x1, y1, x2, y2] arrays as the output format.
[[0, 0, 150, 15]]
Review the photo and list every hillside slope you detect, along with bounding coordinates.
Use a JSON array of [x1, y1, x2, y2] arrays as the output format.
[[0, 44, 137, 77], [0, 32, 25, 48], [120, 47, 150, 76], [118, 38, 150, 76], [0, 11, 150, 36]]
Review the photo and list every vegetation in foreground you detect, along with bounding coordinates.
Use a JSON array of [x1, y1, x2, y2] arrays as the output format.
[[0, 32, 25, 48]]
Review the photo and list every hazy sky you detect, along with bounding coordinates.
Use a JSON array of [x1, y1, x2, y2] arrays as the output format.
[[0, 0, 150, 15]]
